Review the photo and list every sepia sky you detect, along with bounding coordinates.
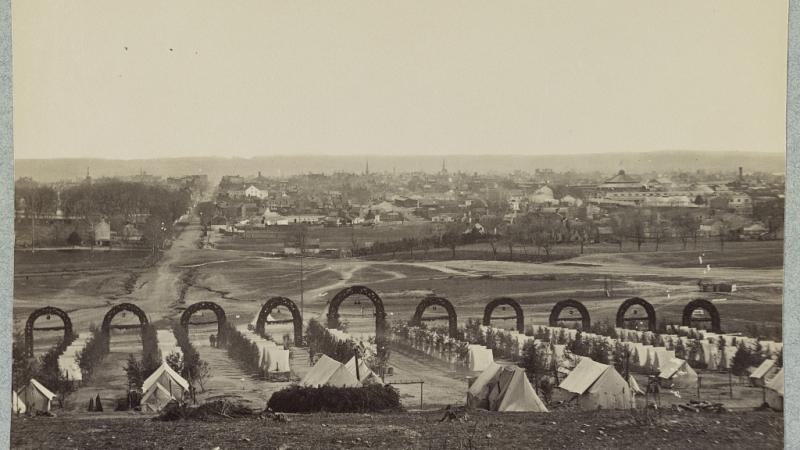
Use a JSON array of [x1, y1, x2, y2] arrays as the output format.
[[12, 0, 789, 159]]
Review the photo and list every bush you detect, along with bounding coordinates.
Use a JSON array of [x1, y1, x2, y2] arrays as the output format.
[[267, 384, 402, 413]]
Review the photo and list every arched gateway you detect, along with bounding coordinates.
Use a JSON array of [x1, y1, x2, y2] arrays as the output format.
[[326, 286, 387, 337], [482, 297, 524, 333], [615, 297, 657, 331], [410, 296, 458, 338], [101, 303, 149, 334], [255, 297, 303, 346], [548, 299, 591, 330], [25, 306, 74, 357], [682, 298, 722, 333], [180, 301, 227, 334]]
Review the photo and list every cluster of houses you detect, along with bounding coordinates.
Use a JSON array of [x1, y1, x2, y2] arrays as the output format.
[[208, 167, 782, 250]]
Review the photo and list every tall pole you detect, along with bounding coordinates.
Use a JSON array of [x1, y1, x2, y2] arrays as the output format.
[[300, 252, 304, 319]]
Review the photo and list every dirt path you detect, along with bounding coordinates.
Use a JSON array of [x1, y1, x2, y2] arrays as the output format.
[[188, 326, 291, 409], [69, 331, 143, 412]]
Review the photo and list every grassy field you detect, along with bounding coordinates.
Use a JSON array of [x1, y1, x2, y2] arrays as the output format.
[[14, 249, 154, 274], [10, 408, 782, 449]]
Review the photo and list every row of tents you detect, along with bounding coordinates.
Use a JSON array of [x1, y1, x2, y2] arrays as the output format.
[[300, 354, 379, 387], [235, 325, 291, 373], [468, 356, 638, 412]]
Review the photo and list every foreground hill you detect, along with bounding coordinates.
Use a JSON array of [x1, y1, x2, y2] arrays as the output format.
[[11, 408, 782, 449]]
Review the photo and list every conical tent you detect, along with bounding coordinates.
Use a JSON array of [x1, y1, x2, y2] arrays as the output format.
[[467, 362, 504, 409], [494, 367, 548, 412]]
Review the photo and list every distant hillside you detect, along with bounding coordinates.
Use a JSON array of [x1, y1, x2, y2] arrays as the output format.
[[14, 151, 785, 183]]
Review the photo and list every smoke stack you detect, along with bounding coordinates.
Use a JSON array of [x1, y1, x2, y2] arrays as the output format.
[[739, 167, 743, 179]]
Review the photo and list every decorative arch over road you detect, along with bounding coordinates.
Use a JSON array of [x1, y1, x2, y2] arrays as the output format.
[[101, 303, 149, 334], [327, 286, 387, 337], [256, 296, 303, 346], [180, 301, 227, 335], [482, 297, 524, 333], [548, 299, 591, 330], [682, 298, 721, 333], [615, 297, 657, 331], [25, 306, 73, 357], [410, 296, 458, 338]]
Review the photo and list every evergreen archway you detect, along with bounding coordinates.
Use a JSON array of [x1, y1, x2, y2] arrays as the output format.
[[24, 306, 73, 357], [256, 297, 303, 346], [682, 298, 721, 333], [482, 297, 524, 333], [326, 286, 387, 337], [180, 302, 227, 335], [615, 297, 657, 331], [410, 296, 458, 338], [548, 299, 590, 329]]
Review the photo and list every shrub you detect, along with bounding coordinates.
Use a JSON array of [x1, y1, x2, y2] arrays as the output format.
[[267, 384, 402, 413]]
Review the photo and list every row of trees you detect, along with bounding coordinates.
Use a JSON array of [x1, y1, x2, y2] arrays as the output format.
[[123, 324, 161, 390], [171, 325, 210, 393], [219, 323, 262, 374]]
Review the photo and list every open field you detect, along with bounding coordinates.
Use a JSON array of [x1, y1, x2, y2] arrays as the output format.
[[14, 249, 154, 274], [10, 408, 782, 449]]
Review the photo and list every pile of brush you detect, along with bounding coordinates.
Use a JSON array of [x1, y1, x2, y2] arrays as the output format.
[[157, 400, 257, 421]]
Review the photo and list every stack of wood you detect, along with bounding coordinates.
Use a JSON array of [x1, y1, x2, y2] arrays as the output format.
[[677, 400, 727, 413]]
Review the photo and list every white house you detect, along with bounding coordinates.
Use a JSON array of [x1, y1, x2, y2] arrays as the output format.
[[245, 185, 269, 200]]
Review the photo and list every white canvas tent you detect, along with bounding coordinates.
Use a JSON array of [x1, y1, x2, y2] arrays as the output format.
[[17, 379, 56, 414], [765, 368, 783, 411], [749, 359, 779, 387], [628, 375, 644, 395], [12, 391, 26, 414], [300, 355, 361, 388], [467, 345, 494, 371], [140, 363, 190, 412], [467, 362, 548, 412], [699, 341, 719, 370], [658, 358, 698, 390], [559, 358, 635, 410], [345, 356, 379, 383]]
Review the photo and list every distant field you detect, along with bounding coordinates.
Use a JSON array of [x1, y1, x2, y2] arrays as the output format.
[[213, 222, 434, 252], [14, 249, 153, 274]]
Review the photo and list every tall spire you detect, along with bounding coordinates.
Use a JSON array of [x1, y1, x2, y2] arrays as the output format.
[[365, 158, 369, 175]]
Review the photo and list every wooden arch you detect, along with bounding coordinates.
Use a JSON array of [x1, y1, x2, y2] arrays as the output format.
[[255, 297, 303, 346], [101, 303, 149, 334], [615, 297, 657, 331], [410, 296, 458, 338], [327, 286, 387, 337], [548, 299, 591, 330], [25, 306, 73, 357], [180, 301, 227, 335], [482, 297, 524, 333], [682, 298, 721, 333]]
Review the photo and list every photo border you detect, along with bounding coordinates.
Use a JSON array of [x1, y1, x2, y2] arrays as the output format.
[[0, 0, 797, 446]]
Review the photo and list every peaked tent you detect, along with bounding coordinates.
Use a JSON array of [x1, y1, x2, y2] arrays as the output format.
[[658, 358, 698, 390], [301, 355, 344, 387], [345, 356, 379, 383], [765, 368, 784, 411], [325, 364, 363, 388], [467, 363, 548, 412], [749, 359, 779, 387], [12, 391, 26, 414], [300, 355, 361, 388], [559, 358, 635, 410], [140, 363, 190, 412], [18, 379, 57, 414]]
